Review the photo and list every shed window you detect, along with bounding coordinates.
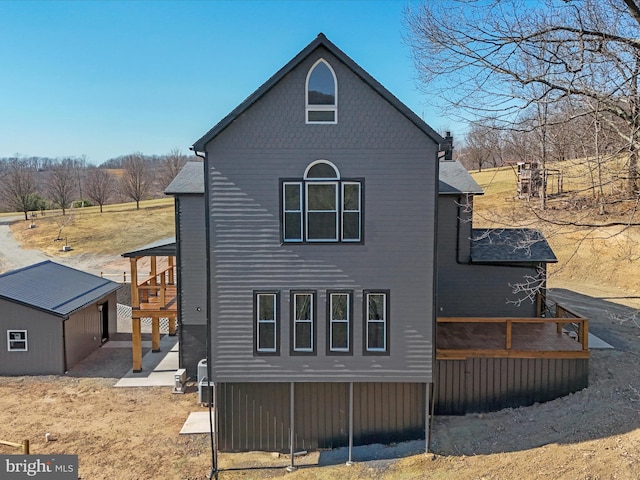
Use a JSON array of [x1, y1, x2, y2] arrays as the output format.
[[7, 330, 27, 352], [306, 59, 337, 123]]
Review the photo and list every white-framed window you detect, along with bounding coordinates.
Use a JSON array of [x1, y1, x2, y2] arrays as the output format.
[[291, 291, 315, 354], [255, 292, 279, 354], [281, 160, 363, 243], [7, 330, 27, 352], [364, 291, 389, 354], [306, 58, 337, 124], [328, 292, 351, 354]]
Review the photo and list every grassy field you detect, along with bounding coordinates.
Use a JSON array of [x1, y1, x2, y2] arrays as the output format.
[[9, 198, 175, 256], [471, 165, 640, 297], [6, 168, 639, 298]]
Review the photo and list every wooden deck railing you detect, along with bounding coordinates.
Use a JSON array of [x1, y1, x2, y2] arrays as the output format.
[[437, 313, 589, 359], [132, 264, 176, 310]]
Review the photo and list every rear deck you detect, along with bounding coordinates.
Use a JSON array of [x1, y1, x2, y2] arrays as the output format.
[[434, 302, 589, 414]]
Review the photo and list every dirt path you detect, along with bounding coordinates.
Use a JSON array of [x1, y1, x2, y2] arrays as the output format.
[[0, 217, 49, 272]]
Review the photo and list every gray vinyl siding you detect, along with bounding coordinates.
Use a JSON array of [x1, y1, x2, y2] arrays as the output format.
[[64, 306, 103, 370], [205, 47, 437, 383], [437, 195, 540, 317], [216, 382, 426, 452], [0, 298, 65, 375], [180, 324, 207, 377], [176, 195, 207, 326], [435, 358, 588, 414]]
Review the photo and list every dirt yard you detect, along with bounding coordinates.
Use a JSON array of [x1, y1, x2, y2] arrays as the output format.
[[1, 285, 640, 480]]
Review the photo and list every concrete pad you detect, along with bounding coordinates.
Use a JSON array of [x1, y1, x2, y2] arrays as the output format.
[[114, 335, 179, 387], [589, 332, 614, 349], [102, 340, 153, 349], [180, 411, 215, 435]]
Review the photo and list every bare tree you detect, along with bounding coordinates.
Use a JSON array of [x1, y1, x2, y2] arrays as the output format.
[[85, 167, 115, 213], [406, 0, 640, 197], [0, 158, 40, 220], [157, 148, 188, 191], [47, 159, 77, 215], [120, 153, 154, 209]]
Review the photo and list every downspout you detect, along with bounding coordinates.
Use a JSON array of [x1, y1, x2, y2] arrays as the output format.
[[192, 147, 217, 478], [431, 145, 441, 454]]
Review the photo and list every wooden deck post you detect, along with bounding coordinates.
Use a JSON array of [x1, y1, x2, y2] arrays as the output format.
[[168, 256, 175, 284], [168, 317, 177, 336], [505, 320, 512, 350], [150, 257, 157, 294], [132, 317, 142, 372], [580, 320, 589, 350], [152, 317, 160, 352], [130, 258, 139, 308]]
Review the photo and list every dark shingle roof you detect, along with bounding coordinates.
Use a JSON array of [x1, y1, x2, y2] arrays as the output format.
[[0, 261, 120, 317], [165, 159, 482, 196], [121, 237, 176, 258], [470, 228, 557, 264], [191, 33, 444, 152], [439, 161, 483, 195], [164, 162, 204, 195]]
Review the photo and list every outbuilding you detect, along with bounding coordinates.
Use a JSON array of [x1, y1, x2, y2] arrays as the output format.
[[0, 260, 120, 375]]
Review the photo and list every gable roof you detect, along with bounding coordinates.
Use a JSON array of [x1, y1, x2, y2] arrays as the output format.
[[470, 228, 557, 264], [439, 161, 484, 195], [0, 260, 120, 317], [191, 33, 444, 152], [164, 162, 204, 195]]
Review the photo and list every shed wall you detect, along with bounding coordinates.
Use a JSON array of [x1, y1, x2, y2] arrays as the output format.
[[64, 304, 103, 370], [0, 298, 65, 375]]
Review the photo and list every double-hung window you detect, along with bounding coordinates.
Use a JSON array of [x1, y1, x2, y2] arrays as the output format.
[[327, 291, 352, 354], [291, 291, 315, 354], [364, 291, 389, 354], [254, 292, 279, 355], [282, 160, 362, 243], [7, 330, 27, 352]]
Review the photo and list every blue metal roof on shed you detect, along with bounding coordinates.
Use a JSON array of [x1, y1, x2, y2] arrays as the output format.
[[471, 228, 557, 264], [0, 260, 120, 317]]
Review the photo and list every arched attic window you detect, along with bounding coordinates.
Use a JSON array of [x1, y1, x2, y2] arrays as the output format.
[[306, 59, 337, 124], [282, 160, 362, 243]]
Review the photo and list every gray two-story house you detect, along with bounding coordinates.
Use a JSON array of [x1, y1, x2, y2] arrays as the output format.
[[166, 34, 588, 453]]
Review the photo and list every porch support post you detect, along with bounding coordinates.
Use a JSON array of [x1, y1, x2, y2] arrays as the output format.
[[152, 316, 160, 352], [346, 381, 354, 466], [286, 382, 297, 472], [168, 316, 177, 336], [132, 317, 142, 372]]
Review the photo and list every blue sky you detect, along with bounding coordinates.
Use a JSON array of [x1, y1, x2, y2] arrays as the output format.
[[0, 0, 454, 164]]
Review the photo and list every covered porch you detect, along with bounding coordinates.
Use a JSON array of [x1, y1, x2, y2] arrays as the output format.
[[122, 238, 177, 372]]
